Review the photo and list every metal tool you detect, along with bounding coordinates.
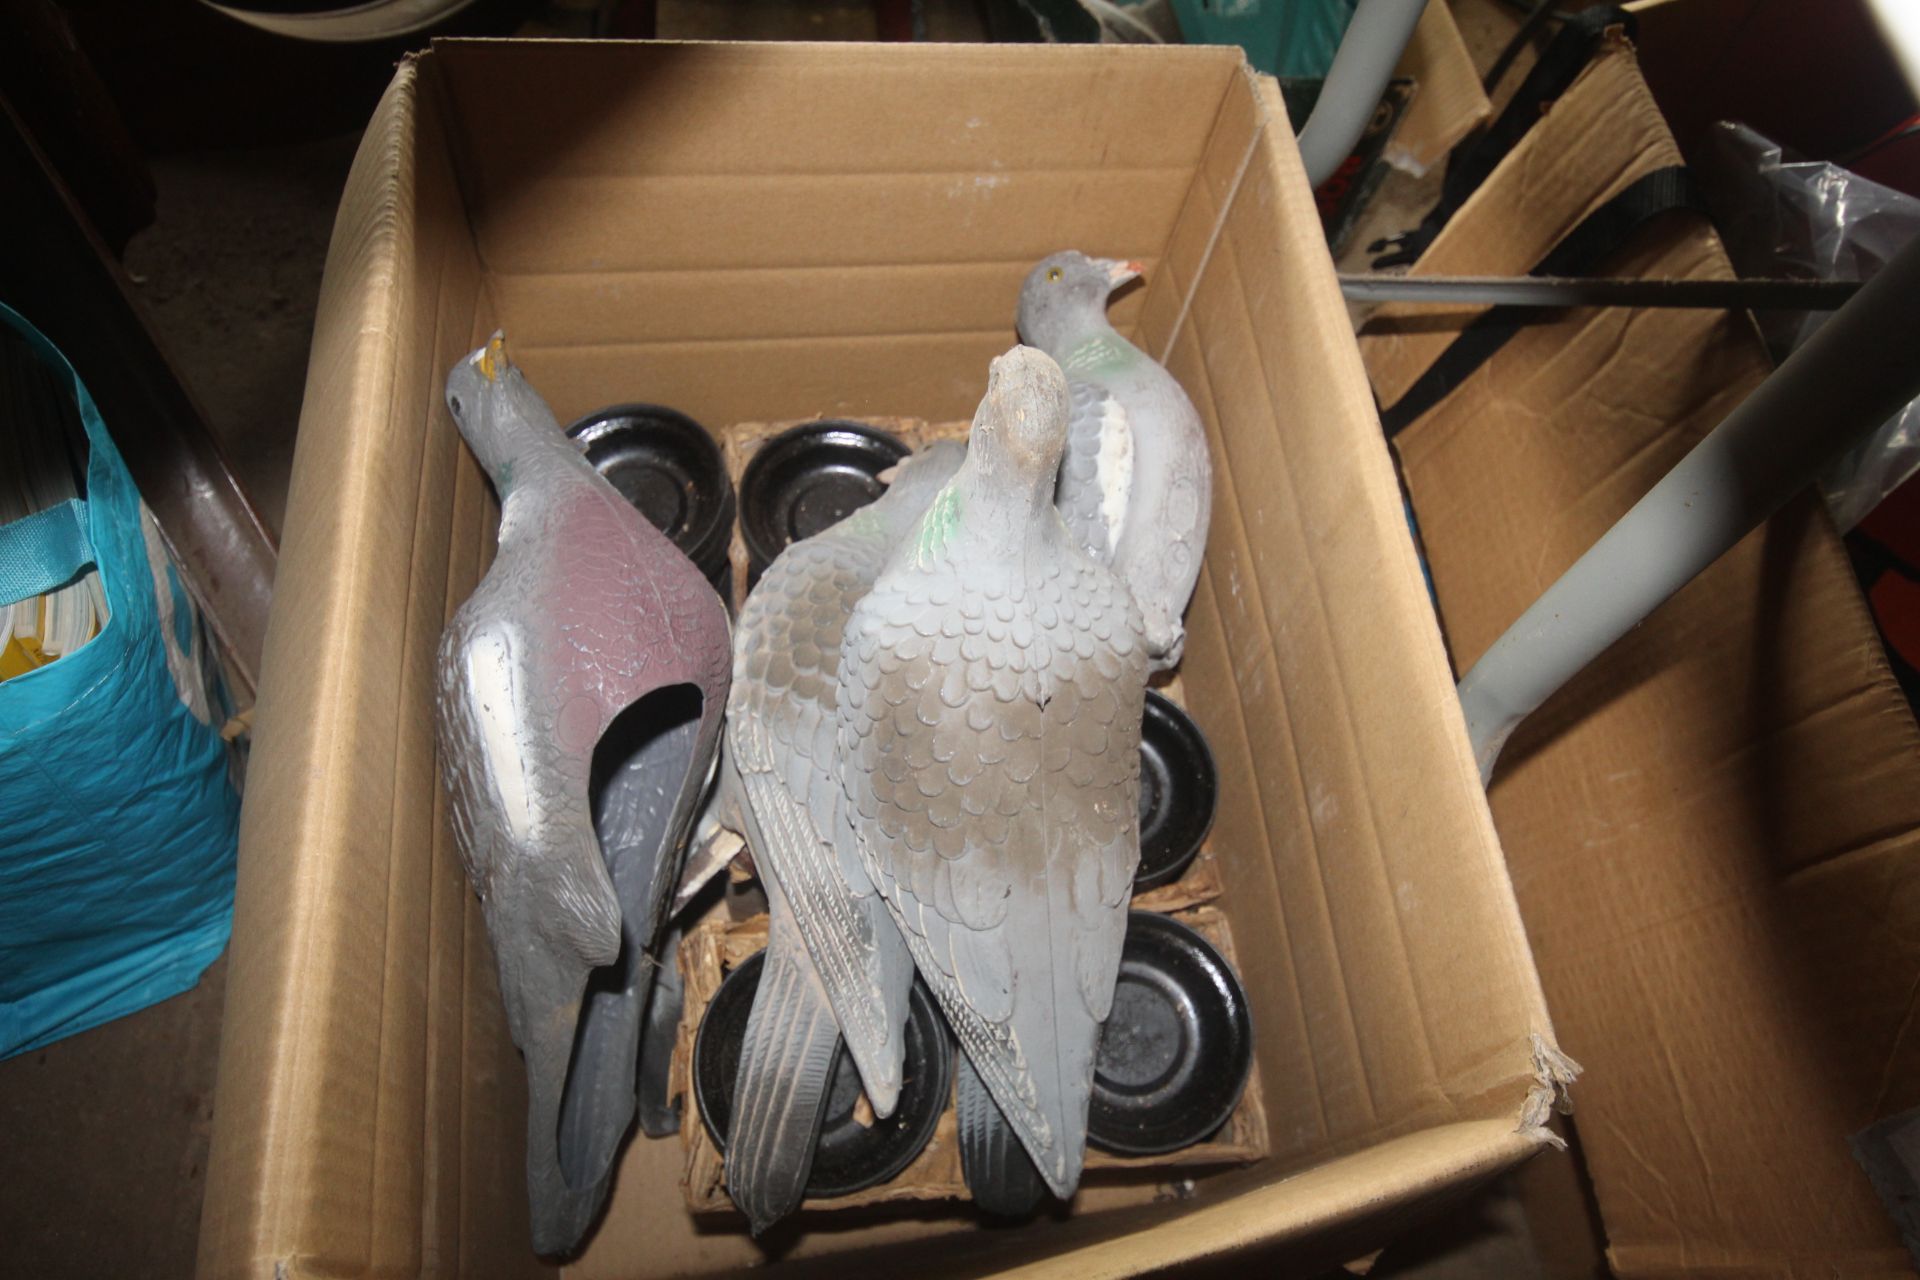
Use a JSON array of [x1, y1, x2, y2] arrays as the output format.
[[1459, 233, 1920, 780], [1340, 273, 1861, 311]]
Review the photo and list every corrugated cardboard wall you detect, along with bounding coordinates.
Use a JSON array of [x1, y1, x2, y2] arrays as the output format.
[[1366, 43, 1920, 1279], [1139, 67, 1557, 1172], [430, 40, 1240, 428], [197, 62, 545, 1280]]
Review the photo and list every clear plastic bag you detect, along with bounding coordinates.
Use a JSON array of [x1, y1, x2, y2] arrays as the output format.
[[1698, 121, 1920, 531]]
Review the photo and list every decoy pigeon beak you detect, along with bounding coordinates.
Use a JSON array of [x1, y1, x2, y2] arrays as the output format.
[[476, 331, 508, 382]]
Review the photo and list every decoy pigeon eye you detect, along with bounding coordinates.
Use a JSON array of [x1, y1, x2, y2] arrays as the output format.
[[1046, 266, 1064, 283], [449, 395, 464, 416]]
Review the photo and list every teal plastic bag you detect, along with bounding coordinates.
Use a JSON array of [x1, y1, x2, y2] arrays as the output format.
[[0, 303, 240, 1058]]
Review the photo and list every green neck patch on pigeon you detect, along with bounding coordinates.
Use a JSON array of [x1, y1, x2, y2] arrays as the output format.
[[912, 484, 964, 568], [840, 504, 883, 541], [1062, 332, 1132, 378]]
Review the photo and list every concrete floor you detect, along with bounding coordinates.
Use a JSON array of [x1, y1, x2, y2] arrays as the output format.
[[0, 3, 1601, 1277], [123, 134, 362, 536], [0, 959, 228, 1279]]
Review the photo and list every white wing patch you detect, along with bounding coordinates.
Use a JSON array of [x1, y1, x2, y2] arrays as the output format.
[[1095, 397, 1132, 558], [466, 626, 536, 840]]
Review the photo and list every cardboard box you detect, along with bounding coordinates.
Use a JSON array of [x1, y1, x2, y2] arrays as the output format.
[[1360, 37, 1920, 1279], [196, 40, 1569, 1278], [1384, 0, 1491, 177]]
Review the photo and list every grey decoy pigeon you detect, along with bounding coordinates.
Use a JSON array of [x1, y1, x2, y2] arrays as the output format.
[[1017, 251, 1212, 670], [435, 335, 731, 1254], [839, 346, 1150, 1200], [709, 440, 966, 1233]]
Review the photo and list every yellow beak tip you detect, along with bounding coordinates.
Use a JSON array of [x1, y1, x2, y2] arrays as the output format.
[[478, 334, 507, 382]]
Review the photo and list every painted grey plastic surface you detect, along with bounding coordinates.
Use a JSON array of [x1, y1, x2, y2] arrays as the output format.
[[635, 917, 687, 1138], [1019, 251, 1212, 670], [433, 336, 731, 1254], [957, 1050, 1048, 1217], [838, 346, 1150, 1200], [712, 441, 965, 1231]]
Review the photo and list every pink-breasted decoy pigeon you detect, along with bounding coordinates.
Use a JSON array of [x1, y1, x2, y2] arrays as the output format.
[[838, 346, 1150, 1200], [436, 335, 731, 1254], [1017, 251, 1212, 671]]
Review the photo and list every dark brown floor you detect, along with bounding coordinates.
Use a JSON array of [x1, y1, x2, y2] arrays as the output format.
[[122, 134, 361, 536], [0, 958, 228, 1280]]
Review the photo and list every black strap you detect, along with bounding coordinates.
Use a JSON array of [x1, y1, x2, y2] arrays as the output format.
[[1376, 165, 1704, 439], [1370, 5, 1634, 269], [1481, 0, 1561, 100]]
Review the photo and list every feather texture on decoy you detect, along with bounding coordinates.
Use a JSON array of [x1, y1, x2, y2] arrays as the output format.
[[838, 346, 1150, 1199], [711, 440, 965, 1233], [435, 335, 731, 1254], [1018, 251, 1212, 671]]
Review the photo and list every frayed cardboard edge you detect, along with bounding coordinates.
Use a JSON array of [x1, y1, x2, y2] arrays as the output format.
[[1517, 1033, 1582, 1149]]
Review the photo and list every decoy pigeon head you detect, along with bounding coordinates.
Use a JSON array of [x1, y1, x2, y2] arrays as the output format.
[[445, 332, 559, 486], [969, 345, 1072, 484], [1016, 251, 1143, 353]]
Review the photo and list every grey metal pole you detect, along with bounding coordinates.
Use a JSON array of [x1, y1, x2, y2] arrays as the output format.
[[1296, 0, 1430, 189], [1459, 231, 1920, 781], [1337, 273, 1860, 311]]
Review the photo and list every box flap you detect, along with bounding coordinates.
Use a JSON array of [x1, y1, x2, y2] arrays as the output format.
[[1365, 40, 1920, 1279], [203, 39, 1566, 1278], [1360, 32, 1698, 410], [1385, 0, 1492, 177]]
